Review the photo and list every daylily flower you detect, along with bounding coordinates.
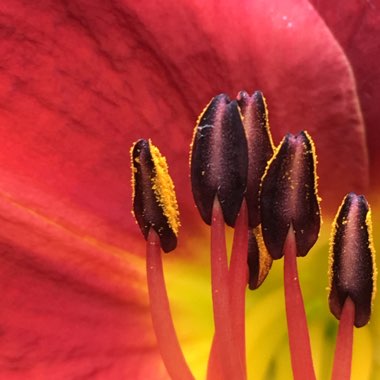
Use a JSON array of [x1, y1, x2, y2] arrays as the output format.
[[0, 1, 379, 379]]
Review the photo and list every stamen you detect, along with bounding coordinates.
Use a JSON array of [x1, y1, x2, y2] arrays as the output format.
[[328, 193, 377, 380], [191, 94, 249, 379], [283, 226, 316, 380], [328, 192, 377, 327], [131, 140, 193, 379], [209, 198, 245, 380], [260, 131, 321, 380]]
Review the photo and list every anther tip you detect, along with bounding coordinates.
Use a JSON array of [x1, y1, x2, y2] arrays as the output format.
[[260, 131, 321, 259], [131, 139, 180, 253], [329, 192, 377, 327], [190, 94, 248, 227], [236, 90, 274, 228]]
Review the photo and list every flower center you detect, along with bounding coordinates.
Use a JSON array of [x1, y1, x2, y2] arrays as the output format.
[[130, 91, 376, 380]]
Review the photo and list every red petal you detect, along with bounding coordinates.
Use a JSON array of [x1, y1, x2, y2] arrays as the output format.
[[0, 191, 167, 379], [310, 0, 380, 186], [0, 0, 368, 233]]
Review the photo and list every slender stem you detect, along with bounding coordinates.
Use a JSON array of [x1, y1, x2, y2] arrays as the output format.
[[229, 200, 249, 376], [207, 201, 248, 380], [284, 226, 316, 380], [209, 198, 245, 380], [331, 297, 355, 380], [146, 229, 194, 380], [206, 337, 222, 380]]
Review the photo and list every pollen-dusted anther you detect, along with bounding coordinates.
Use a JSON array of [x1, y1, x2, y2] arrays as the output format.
[[237, 90, 274, 228], [131, 139, 180, 253], [329, 193, 377, 327], [190, 94, 248, 226], [247, 226, 273, 290], [260, 131, 321, 259]]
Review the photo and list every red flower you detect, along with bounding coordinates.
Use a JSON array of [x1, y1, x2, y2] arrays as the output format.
[[0, 1, 377, 379]]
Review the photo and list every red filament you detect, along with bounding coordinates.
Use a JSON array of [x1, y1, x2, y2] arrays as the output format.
[[207, 201, 248, 380], [284, 226, 316, 380], [209, 198, 245, 380], [229, 200, 249, 374], [146, 229, 194, 380], [331, 297, 355, 380]]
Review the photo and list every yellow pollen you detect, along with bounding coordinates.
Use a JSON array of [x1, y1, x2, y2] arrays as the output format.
[[261, 94, 275, 151], [253, 224, 273, 288], [366, 207, 377, 312], [149, 140, 181, 236], [189, 98, 213, 167], [130, 144, 137, 219], [304, 130, 322, 228], [328, 195, 346, 294]]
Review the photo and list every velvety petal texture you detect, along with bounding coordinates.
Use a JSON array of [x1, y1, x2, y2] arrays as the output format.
[[310, 0, 380, 185], [0, 0, 373, 379], [0, 0, 368, 232], [0, 188, 167, 379]]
